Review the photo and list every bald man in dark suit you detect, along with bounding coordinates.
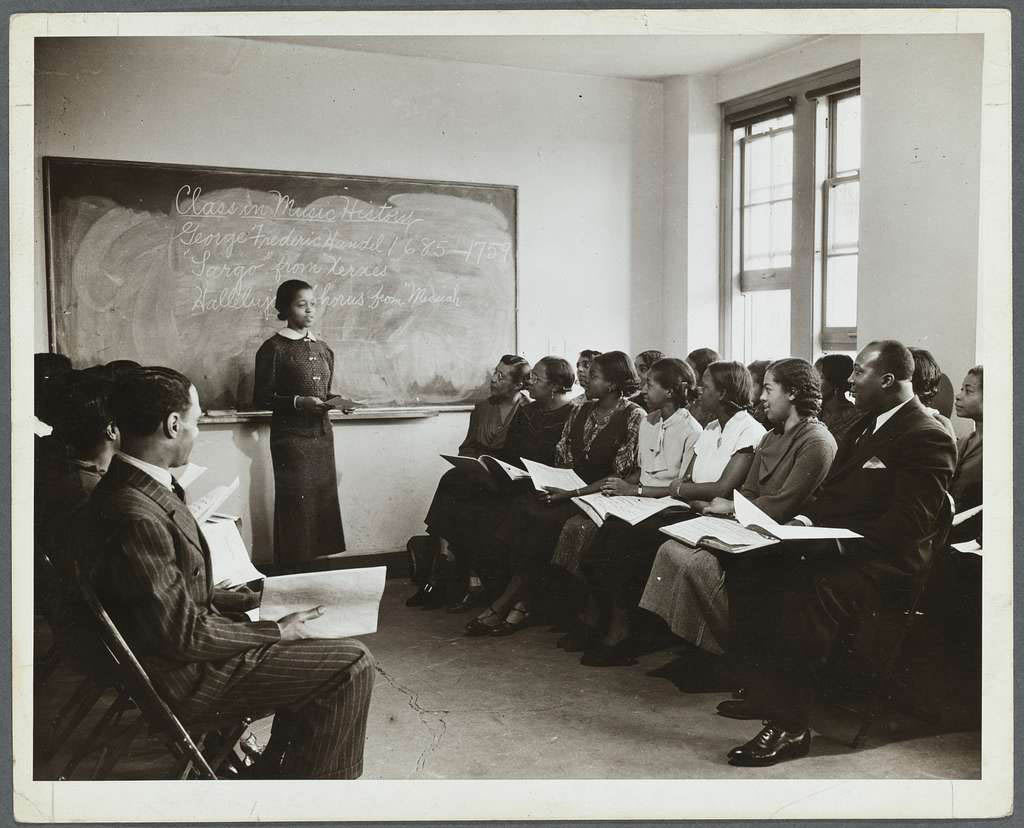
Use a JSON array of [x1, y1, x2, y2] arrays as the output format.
[[720, 341, 956, 767], [84, 367, 374, 779]]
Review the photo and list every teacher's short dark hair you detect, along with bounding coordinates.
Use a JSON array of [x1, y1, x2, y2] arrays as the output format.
[[536, 356, 575, 394], [499, 354, 531, 385], [864, 340, 914, 382], [274, 279, 314, 321], [111, 366, 194, 438], [648, 357, 698, 407], [592, 350, 641, 396]]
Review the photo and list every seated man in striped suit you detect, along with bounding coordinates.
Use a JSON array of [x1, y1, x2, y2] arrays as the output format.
[[83, 366, 375, 779]]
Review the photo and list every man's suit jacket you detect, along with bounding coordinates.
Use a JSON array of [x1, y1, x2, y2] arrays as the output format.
[[85, 456, 281, 709], [804, 396, 957, 583]]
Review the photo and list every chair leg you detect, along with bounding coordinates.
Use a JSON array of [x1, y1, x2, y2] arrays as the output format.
[[202, 719, 252, 776], [44, 678, 107, 761], [849, 614, 920, 749], [59, 691, 132, 780], [90, 716, 145, 780]]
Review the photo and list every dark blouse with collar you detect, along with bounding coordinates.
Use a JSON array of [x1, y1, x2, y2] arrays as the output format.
[[738, 418, 838, 522]]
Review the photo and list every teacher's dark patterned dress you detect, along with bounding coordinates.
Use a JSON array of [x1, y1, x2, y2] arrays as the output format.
[[254, 332, 345, 563]]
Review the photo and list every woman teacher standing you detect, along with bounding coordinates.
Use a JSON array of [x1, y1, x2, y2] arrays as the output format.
[[254, 279, 349, 564]]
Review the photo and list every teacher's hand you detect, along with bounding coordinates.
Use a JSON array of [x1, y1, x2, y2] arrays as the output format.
[[296, 396, 331, 414], [277, 606, 325, 640]]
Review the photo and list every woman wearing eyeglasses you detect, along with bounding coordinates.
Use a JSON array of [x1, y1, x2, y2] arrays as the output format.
[[409, 355, 531, 608]]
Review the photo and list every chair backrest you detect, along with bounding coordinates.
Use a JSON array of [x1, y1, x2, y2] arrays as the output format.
[[74, 564, 217, 779]]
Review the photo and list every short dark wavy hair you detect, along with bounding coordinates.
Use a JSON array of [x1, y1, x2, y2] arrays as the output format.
[[55, 374, 116, 450], [274, 279, 313, 321], [535, 356, 575, 394], [592, 350, 641, 397], [767, 358, 823, 418], [648, 358, 698, 408], [865, 340, 915, 382], [815, 353, 854, 395], [705, 361, 752, 414], [687, 347, 721, 381], [635, 350, 665, 373], [111, 366, 194, 438], [499, 354, 531, 385], [909, 347, 942, 402]]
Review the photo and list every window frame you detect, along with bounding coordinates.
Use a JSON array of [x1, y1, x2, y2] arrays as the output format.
[[818, 87, 861, 353], [719, 61, 860, 362]]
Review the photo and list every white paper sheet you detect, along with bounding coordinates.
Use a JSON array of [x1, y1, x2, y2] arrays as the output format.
[[201, 518, 266, 588], [188, 477, 240, 525], [952, 503, 983, 526], [521, 459, 587, 493], [659, 515, 777, 551], [572, 494, 610, 526], [951, 539, 982, 555], [481, 454, 531, 481], [173, 462, 208, 490], [601, 495, 686, 526], [257, 566, 387, 638], [733, 490, 862, 540]]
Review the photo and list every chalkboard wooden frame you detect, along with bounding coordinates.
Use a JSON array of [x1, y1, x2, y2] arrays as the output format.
[[43, 155, 519, 415]]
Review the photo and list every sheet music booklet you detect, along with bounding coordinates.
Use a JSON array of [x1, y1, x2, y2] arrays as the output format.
[[440, 453, 531, 483], [188, 477, 241, 525], [572, 493, 688, 527], [659, 491, 862, 554]]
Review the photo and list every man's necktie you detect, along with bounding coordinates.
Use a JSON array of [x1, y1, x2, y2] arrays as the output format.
[[857, 415, 877, 443], [171, 478, 187, 504]]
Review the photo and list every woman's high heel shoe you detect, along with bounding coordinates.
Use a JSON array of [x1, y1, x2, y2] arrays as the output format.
[[465, 606, 501, 636]]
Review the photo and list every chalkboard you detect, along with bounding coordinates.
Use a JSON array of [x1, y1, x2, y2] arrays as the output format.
[[44, 157, 517, 410]]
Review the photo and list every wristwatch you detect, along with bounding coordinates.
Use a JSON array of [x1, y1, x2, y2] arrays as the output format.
[[637, 484, 644, 497]]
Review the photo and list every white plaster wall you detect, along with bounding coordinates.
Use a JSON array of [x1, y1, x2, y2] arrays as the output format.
[[858, 35, 984, 434], [715, 35, 862, 103], [662, 75, 719, 356], [34, 36, 665, 558]]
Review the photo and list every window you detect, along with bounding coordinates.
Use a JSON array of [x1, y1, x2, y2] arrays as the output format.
[[818, 91, 861, 352], [720, 62, 860, 364]]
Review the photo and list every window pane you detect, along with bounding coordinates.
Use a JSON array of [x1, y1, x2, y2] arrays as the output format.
[[745, 135, 771, 203], [825, 254, 858, 326], [828, 179, 860, 254], [770, 200, 792, 268], [732, 140, 742, 277], [834, 94, 861, 174], [750, 113, 793, 134], [771, 130, 793, 200], [743, 203, 771, 270], [741, 289, 791, 362]]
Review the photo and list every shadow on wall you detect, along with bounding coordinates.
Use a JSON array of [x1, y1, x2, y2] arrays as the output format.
[[230, 423, 273, 563]]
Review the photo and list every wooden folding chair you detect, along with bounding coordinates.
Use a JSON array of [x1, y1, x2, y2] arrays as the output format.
[[71, 567, 253, 780], [828, 493, 954, 748]]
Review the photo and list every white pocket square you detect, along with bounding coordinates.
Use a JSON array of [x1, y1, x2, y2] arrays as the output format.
[[862, 456, 887, 470]]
